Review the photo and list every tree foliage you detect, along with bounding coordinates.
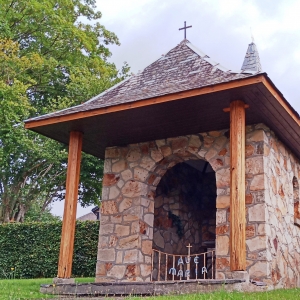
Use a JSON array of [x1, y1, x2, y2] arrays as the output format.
[[0, 0, 129, 222]]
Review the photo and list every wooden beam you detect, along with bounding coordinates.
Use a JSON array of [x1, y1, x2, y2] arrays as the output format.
[[229, 100, 246, 271], [24, 75, 265, 129], [223, 104, 249, 113], [57, 131, 83, 278]]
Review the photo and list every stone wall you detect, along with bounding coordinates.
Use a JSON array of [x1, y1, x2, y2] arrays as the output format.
[[96, 130, 232, 282], [215, 124, 275, 281], [95, 123, 300, 286], [153, 162, 216, 255], [261, 125, 300, 288]]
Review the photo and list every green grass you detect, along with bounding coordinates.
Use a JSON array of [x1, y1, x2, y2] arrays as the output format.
[[128, 289, 300, 300], [0, 277, 93, 300], [0, 278, 299, 300]]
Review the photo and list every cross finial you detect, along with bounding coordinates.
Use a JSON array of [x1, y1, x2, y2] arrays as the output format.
[[179, 21, 192, 39], [250, 27, 255, 43]]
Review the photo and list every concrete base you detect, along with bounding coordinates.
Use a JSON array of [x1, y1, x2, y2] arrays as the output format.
[[40, 279, 268, 296], [53, 277, 75, 284]]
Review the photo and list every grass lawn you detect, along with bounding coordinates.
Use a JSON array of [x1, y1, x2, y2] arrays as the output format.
[[0, 278, 299, 300], [129, 288, 300, 300], [0, 277, 93, 300]]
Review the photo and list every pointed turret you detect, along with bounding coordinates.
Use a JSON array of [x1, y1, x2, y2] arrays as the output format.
[[241, 42, 262, 73]]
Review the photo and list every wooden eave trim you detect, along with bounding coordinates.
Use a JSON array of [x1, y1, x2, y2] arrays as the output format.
[[260, 77, 300, 127], [25, 74, 272, 129]]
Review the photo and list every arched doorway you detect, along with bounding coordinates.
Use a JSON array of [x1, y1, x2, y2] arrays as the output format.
[[152, 159, 216, 280]]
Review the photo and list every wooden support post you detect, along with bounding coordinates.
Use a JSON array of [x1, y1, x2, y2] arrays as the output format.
[[57, 131, 83, 278], [229, 100, 246, 271]]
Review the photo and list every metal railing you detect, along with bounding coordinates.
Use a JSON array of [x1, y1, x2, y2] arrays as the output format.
[[151, 246, 215, 281]]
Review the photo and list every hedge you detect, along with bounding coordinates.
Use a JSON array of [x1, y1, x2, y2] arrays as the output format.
[[0, 221, 99, 279]]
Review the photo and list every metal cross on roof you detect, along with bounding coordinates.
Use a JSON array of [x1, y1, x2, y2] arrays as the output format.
[[179, 21, 192, 39]]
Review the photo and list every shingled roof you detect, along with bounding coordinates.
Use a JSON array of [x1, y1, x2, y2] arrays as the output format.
[[26, 39, 261, 123], [24, 39, 300, 160]]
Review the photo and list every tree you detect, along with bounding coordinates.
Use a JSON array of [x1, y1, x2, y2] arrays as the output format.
[[24, 201, 61, 222], [0, 1, 129, 222]]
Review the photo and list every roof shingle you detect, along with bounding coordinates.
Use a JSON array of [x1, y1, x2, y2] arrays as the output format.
[[26, 40, 261, 122]]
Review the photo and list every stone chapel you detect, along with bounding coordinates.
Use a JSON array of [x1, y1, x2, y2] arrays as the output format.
[[25, 39, 300, 290]]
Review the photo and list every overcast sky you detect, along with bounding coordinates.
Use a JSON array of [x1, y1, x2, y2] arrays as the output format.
[[51, 0, 300, 217]]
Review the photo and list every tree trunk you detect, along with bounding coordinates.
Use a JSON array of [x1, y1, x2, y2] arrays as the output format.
[[4, 210, 10, 223], [15, 204, 26, 222]]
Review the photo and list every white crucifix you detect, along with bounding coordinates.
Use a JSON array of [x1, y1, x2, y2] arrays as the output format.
[[186, 243, 192, 280]]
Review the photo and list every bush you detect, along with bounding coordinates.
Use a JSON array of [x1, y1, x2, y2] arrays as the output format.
[[0, 221, 99, 279]]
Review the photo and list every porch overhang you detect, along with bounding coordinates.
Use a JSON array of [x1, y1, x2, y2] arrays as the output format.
[[25, 73, 300, 159]]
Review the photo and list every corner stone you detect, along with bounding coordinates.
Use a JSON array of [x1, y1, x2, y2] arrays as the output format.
[[216, 235, 229, 256], [216, 195, 230, 208], [250, 174, 265, 191], [248, 204, 265, 222], [246, 236, 267, 252], [107, 265, 126, 279], [249, 261, 269, 278]]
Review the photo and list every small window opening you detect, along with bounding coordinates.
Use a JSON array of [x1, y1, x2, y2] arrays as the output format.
[[293, 177, 300, 227]]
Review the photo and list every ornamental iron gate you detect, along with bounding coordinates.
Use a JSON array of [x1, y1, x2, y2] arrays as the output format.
[[151, 244, 215, 281]]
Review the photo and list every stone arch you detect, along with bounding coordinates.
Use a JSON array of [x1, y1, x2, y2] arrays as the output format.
[[144, 133, 230, 214], [149, 156, 218, 280], [142, 134, 230, 234], [293, 176, 300, 226], [140, 134, 230, 280]]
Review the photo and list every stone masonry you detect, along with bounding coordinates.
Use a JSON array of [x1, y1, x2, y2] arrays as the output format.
[[96, 123, 300, 287], [153, 162, 216, 255], [152, 162, 216, 280], [261, 126, 300, 288]]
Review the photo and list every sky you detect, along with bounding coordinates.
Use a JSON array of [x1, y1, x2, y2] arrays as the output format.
[[51, 0, 300, 218]]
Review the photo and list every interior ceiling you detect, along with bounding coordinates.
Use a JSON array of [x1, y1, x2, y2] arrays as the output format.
[[29, 80, 300, 160]]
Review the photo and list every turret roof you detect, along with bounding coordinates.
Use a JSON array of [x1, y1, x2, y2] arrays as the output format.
[[241, 42, 262, 73]]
